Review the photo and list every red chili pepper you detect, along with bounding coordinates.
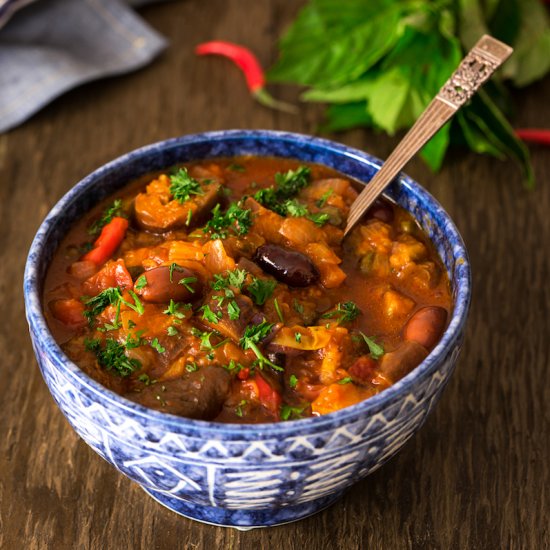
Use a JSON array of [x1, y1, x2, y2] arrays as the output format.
[[82, 217, 129, 265], [516, 128, 550, 146], [254, 374, 282, 418], [195, 41, 297, 114]]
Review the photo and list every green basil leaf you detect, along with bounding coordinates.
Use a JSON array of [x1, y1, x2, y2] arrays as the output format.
[[420, 122, 451, 172], [268, 1, 403, 87], [320, 102, 373, 132], [459, 90, 534, 188]]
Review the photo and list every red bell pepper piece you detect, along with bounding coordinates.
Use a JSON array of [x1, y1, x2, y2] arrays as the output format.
[[254, 373, 282, 418], [82, 217, 128, 265], [195, 41, 297, 114]]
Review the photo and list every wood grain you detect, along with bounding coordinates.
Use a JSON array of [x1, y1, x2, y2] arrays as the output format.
[[0, 1, 548, 548]]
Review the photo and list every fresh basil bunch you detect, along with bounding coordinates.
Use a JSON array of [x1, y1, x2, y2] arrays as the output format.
[[268, 0, 550, 187]]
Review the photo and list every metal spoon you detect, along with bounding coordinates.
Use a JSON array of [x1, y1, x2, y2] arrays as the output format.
[[344, 35, 513, 236]]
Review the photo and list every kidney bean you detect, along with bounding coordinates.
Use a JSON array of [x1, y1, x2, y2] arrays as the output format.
[[378, 341, 429, 382], [403, 306, 447, 350], [134, 265, 203, 303], [253, 244, 319, 287], [365, 198, 394, 223]]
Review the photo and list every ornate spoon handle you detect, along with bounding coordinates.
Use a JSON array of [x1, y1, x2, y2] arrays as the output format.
[[344, 35, 513, 236]]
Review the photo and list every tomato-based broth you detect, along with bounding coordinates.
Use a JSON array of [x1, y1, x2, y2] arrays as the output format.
[[44, 157, 452, 423]]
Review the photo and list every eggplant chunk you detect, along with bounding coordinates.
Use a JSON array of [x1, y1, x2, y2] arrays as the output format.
[[129, 366, 230, 419], [378, 341, 428, 382], [201, 291, 258, 342], [134, 265, 203, 303], [134, 176, 221, 232]]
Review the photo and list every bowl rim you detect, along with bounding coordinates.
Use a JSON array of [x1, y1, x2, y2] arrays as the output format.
[[24, 129, 471, 436]]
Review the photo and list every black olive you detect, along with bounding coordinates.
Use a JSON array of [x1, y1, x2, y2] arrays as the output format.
[[253, 244, 319, 287]]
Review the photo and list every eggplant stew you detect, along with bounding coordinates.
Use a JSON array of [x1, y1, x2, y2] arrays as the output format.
[[44, 157, 452, 423]]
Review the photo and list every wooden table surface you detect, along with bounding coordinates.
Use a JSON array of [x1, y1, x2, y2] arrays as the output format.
[[1, 1, 548, 548]]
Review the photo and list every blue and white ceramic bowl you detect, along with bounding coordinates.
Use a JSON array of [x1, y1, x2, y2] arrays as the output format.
[[24, 130, 471, 529]]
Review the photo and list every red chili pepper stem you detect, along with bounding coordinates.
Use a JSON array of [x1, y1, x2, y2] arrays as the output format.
[[253, 88, 298, 114], [195, 40, 297, 114], [516, 128, 550, 147]]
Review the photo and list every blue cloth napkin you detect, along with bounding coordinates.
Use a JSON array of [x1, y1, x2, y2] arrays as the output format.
[[0, 0, 167, 133]]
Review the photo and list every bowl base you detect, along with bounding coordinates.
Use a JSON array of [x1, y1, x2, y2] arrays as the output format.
[[142, 486, 345, 529]]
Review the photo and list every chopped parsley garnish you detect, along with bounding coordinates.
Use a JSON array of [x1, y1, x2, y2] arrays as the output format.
[[235, 399, 247, 417], [88, 199, 124, 235], [284, 199, 309, 217], [179, 276, 198, 293], [204, 202, 252, 239], [124, 331, 145, 349], [138, 373, 152, 385], [338, 376, 353, 385], [280, 404, 307, 421], [294, 332, 302, 343], [169, 168, 204, 203], [253, 166, 311, 215], [85, 337, 140, 377], [83, 287, 143, 326], [228, 163, 246, 172], [247, 278, 277, 306], [267, 197, 330, 226], [167, 264, 198, 292], [211, 268, 248, 291], [274, 298, 284, 323], [185, 209, 193, 227], [227, 299, 241, 320], [289, 374, 298, 389], [168, 263, 182, 282], [150, 338, 165, 354], [293, 300, 304, 315], [186, 362, 199, 372], [223, 359, 248, 374], [135, 274, 148, 290], [82, 287, 122, 323], [167, 326, 178, 336], [123, 290, 144, 315], [275, 166, 311, 197], [317, 189, 333, 207], [191, 328, 227, 352], [201, 304, 221, 324], [240, 321, 283, 371], [307, 212, 330, 226], [163, 299, 186, 320], [321, 301, 361, 323], [357, 332, 385, 360]]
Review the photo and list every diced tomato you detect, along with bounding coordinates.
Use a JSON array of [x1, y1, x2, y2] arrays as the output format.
[[82, 217, 128, 265], [49, 298, 87, 328], [82, 259, 132, 295]]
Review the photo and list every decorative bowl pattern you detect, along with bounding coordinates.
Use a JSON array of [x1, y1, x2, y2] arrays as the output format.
[[24, 130, 471, 528]]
